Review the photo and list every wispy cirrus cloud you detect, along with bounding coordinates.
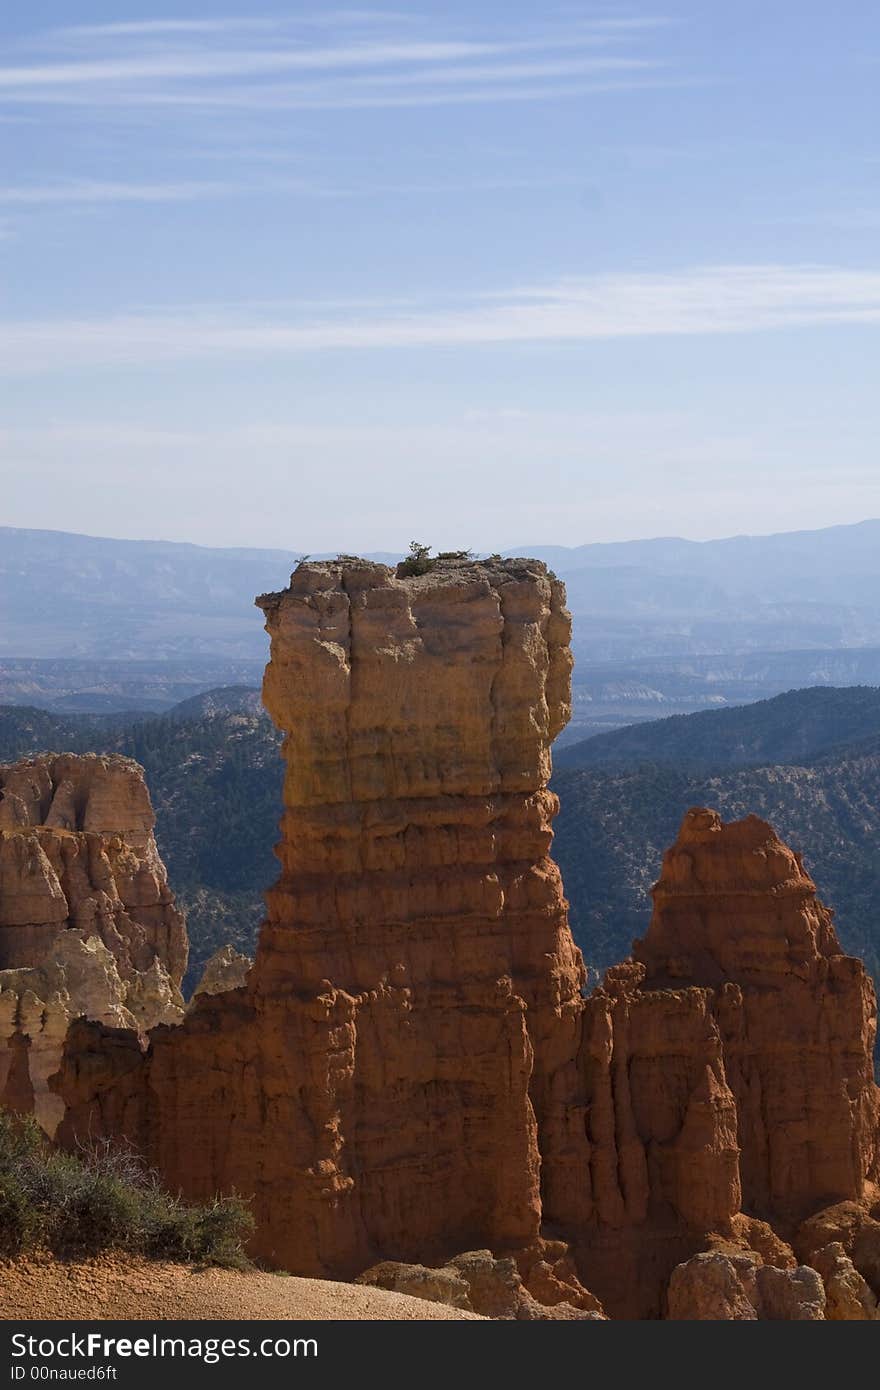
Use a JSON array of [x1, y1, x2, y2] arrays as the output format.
[[0, 12, 674, 112], [132, 75, 682, 116], [48, 18, 289, 40], [3, 76, 682, 117], [0, 43, 560, 89], [48, 13, 669, 43], [50, 13, 425, 41], [0, 169, 585, 208], [0, 177, 326, 206], [3, 264, 880, 375]]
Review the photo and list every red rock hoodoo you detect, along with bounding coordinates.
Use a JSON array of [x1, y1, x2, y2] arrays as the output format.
[[56, 558, 584, 1277], [638, 808, 878, 1222], [43, 558, 880, 1317], [0, 753, 186, 982], [558, 808, 879, 1316], [0, 754, 187, 1133]]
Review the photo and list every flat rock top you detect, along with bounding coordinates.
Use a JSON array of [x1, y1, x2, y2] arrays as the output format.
[[256, 554, 559, 609], [0, 750, 140, 772], [0, 1255, 483, 1321]]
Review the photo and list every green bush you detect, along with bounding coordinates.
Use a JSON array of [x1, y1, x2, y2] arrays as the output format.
[[0, 1171, 41, 1256], [397, 542, 479, 576], [397, 541, 435, 577], [0, 1111, 254, 1268], [141, 1190, 254, 1267]]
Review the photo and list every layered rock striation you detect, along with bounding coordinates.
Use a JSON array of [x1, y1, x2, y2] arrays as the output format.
[[550, 808, 879, 1315], [56, 557, 584, 1276], [0, 753, 186, 984], [636, 808, 878, 1224], [0, 754, 187, 1131]]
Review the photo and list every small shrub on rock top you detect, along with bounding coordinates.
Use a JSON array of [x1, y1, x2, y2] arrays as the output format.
[[397, 544, 479, 576], [0, 1110, 254, 1267], [397, 541, 435, 577]]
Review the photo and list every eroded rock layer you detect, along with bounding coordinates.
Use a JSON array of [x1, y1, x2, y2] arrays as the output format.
[[56, 558, 583, 1275], [0, 753, 186, 983], [0, 754, 187, 1130], [43, 561, 880, 1318], [637, 809, 879, 1223], [556, 809, 880, 1316]]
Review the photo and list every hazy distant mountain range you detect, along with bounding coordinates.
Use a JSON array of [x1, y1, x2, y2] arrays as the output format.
[[3, 520, 880, 728], [523, 520, 880, 666], [0, 526, 395, 662], [0, 657, 267, 714]]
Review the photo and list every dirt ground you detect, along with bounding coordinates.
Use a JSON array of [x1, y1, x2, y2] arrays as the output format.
[[0, 1255, 482, 1320]]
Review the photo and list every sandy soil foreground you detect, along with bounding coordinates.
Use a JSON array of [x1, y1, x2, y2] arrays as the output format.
[[0, 1256, 482, 1321]]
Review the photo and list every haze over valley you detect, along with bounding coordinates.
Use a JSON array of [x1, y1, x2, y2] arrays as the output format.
[[6, 518, 880, 740]]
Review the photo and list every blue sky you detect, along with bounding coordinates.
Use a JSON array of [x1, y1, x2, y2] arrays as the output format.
[[1, 2, 879, 552]]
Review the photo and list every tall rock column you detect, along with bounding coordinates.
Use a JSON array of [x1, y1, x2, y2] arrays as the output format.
[[247, 556, 583, 1272], [58, 557, 585, 1278]]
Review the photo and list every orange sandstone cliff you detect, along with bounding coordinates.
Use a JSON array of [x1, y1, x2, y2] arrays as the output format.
[[0, 753, 187, 1132], [560, 808, 879, 1315], [56, 557, 585, 1276], [0, 753, 186, 983], [42, 558, 880, 1317], [637, 808, 878, 1223]]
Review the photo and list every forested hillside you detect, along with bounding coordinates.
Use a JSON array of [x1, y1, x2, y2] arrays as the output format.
[[3, 687, 880, 1001], [552, 748, 880, 985], [556, 684, 880, 770], [0, 697, 281, 990]]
